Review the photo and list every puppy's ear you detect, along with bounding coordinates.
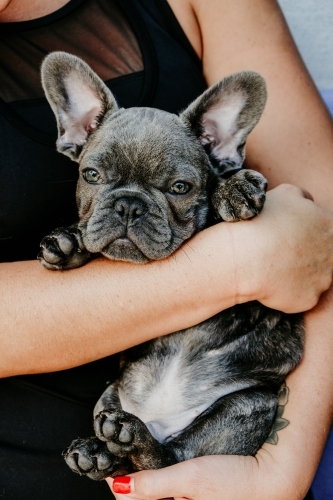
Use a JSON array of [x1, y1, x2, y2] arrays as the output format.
[[181, 72, 267, 176], [41, 52, 118, 161]]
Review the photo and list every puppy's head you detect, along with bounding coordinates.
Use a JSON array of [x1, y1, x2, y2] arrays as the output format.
[[42, 52, 266, 262]]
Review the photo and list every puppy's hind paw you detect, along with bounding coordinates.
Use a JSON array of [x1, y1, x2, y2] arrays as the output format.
[[63, 437, 131, 481], [94, 410, 150, 458], [38, 226, 91, 270]]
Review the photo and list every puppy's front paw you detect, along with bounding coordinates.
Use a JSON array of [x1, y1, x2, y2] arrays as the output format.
[[94, 410, 148, 457], [63, 437, 131, 480], [212, 170, 267, 222], [38, 226, 91, 270]]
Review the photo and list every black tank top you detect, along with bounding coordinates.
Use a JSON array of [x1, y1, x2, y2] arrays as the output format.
[[0, 1, 206, 498]]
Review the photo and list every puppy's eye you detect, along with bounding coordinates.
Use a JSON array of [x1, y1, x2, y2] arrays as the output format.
[[82, 169, 101, 183], [169, 181, 191, 195]]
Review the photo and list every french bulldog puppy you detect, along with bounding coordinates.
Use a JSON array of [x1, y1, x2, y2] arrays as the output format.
[[39, 52, 304, 480]]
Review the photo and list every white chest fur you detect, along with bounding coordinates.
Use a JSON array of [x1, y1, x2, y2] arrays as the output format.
[[118, 349, 252, 443]]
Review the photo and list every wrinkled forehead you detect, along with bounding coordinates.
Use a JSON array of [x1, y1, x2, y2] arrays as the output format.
[[82, 107, 209, 182]]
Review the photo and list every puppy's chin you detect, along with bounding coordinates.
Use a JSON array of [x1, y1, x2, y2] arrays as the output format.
[[101, 238, 149, 263]]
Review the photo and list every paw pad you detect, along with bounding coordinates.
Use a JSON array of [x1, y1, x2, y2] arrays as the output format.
[[63, 437, 116, 480]]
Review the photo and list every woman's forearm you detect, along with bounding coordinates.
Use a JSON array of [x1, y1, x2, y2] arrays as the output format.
[[257, 287, 333, 500], [0, 223, 241, 377]]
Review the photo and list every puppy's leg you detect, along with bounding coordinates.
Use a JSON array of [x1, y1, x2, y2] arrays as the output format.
[[92, 383, 176, 470], [94, 409, 177, 471], [64, 383, 176, 478], [38, 223, 92, 270], [168, 387, 278, 461], [64, 385, 134, 480], [212, 169, 268, 221]]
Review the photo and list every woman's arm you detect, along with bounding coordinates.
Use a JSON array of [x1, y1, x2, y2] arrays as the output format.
[[2, 186, 331, 377], [104, 0, 333, 498]]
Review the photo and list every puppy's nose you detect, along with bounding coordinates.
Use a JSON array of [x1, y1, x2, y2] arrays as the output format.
[[113, 197, 146, 223]]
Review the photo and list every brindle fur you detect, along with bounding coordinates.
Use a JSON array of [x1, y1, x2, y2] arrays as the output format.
[[38, 52, 304, 480]]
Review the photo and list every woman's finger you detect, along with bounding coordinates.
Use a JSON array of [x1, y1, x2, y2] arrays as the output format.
[[301, 188, 314, 201], [275, 183, 314, 201]]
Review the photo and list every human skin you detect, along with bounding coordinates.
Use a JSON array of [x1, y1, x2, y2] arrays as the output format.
[[1, 1, 333, 499], [0, 0, 69, 21]]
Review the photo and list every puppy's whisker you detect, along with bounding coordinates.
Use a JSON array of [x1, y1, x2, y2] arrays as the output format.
[[179, 246, 192, 262]]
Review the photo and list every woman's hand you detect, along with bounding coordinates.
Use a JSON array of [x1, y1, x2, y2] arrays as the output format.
[[106, 455, 260, 500], [105, 451, 301, 500], [230, 183, 333, 313]]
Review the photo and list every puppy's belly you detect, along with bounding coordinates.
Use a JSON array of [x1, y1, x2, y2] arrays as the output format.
[[118, 331, 258, 443], [118, 379, 253, 444]]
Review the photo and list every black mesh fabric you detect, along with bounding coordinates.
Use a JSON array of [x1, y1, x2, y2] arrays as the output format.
[[0, 0, 143, 102]]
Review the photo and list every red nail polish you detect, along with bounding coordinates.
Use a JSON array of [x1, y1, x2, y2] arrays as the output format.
[[113, 476, 131, 494]]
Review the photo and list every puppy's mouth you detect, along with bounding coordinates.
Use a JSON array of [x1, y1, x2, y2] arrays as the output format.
[[101, 236, 149, 263], [114, 237, 132, 244], [106, 236, 136, 251]]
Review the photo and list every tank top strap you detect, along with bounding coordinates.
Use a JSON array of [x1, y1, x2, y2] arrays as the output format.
[[130, 0, 201, 70]]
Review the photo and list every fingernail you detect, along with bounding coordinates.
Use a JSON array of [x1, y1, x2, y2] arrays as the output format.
[[113, 476, 131, 494]]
